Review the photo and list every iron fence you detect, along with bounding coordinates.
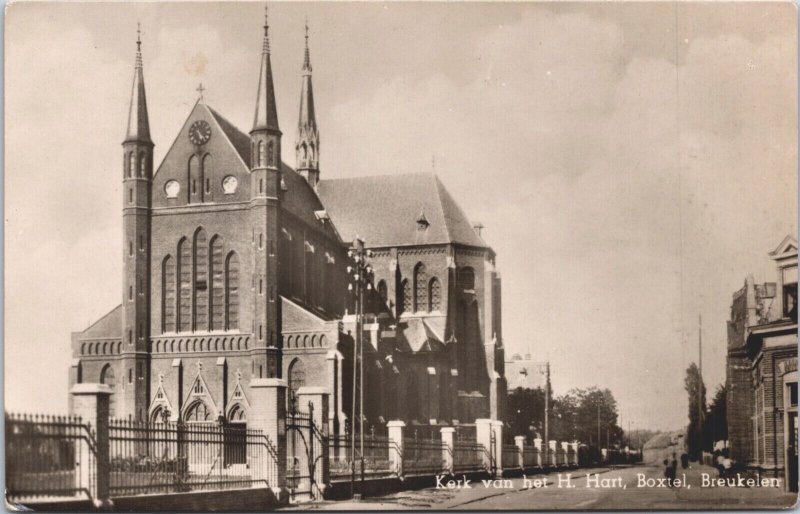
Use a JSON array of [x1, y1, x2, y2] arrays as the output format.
[[328, 433, 396, 480], [108, 419, 276, 496], [454, 424, 477, 442], [502, 444, 521, 470], [523, 446, 542, 468], [452, 440, 486, 473], [403, 436, 446, 476], [5, 413, 96, 502]]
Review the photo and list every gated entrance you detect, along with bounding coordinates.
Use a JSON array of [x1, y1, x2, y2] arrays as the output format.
[[286, 402, 325, 501]]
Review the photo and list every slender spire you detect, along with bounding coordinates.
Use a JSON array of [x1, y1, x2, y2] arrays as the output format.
[[302, 18, 311, 72], [252, 4, 280, 133], [296, 17, 319, 183], [125, 23, 151, 144]]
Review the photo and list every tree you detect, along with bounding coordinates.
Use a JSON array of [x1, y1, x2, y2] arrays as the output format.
[[702, 385, 727, 450], [506, 387, 547, 440], [684, 362, 707, 459]]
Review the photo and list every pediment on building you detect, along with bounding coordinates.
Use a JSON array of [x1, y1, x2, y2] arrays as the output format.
[[148, 375, 176, 421], [770, 235, 798, 260], [180, 364, 219, 421]]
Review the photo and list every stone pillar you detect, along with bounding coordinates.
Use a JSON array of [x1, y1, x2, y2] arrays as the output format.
[[297, 386, 330, 498], [533, 437, 543, 468], [548, 440, 557, 468], [70, 383, 112, 509], [515, 436, 526, 469], [387, 420, 405, 478], [561, 441, 569, 466], [571, 442, 579, 466], [441, 427, 455, 475], [249, 378, 288, 501], [475, 419, 495, 475], [601, 448, 608, 463]]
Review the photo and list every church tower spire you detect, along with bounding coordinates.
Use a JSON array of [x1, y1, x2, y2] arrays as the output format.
[[296, 19, 320, 188], [252, 5, 281, 135], [121, 23, 153, 421], [125, 24, 152, 144]]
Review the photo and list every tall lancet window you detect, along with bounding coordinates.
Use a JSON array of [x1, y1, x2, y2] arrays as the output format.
[[189, 155, 201, 202], [428, 277, 441, 312], [129, 153, 136, 179], [267, 141, 275, 167], [413, 263, 427, 312], [193, 228, 208, 331], [162, 255, 176, 333], [139, 151, 147, 177], [400, 279, 412, 315], [177, 238, 192, 332], [258, 141, 266, 167], [225, 251, 240, 330], [209, 236, 225, 331]]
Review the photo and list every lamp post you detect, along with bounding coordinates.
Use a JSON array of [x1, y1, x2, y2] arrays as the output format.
[[347, 237, 373, 499]]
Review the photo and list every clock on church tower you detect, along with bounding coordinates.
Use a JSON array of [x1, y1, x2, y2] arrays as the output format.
[[188, 120, 212, 146]]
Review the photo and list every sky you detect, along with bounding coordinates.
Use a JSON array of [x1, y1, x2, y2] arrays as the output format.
[[4, 1, 797, 432]]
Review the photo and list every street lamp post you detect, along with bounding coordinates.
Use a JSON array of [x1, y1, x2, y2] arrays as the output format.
[[347, 237, 373, 500]]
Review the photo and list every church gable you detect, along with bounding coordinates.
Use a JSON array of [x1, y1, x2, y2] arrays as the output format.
[[180, 363, 219, 421], [152, 101, 251, 209]]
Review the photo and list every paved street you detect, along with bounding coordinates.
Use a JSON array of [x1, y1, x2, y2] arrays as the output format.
[[288, 465, 797, 510]]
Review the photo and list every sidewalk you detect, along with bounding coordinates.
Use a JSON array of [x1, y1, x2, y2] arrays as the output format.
[[285, 467, 614, 510]]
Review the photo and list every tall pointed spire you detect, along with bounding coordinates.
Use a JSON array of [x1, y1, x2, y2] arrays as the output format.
[[125, 23, 151, 144], [252, 5, 280, 133], [296, 18, 319, 187]]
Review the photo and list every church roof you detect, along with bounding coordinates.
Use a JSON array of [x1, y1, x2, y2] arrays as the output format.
[[395, 316, 446, 353], [208, 107, 252, 167], [317, 172, 488, 249], [79, 304, 122, 340]]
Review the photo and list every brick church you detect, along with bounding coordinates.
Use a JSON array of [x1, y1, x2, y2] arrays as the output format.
[[69, 11, 506, 435]]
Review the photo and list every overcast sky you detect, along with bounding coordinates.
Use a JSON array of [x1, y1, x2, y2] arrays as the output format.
[[5, 2, 797, 432]]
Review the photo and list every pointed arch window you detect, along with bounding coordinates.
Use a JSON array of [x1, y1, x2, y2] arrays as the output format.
[[413, 263, 427, 312], [129, 153, 136, 179], [177, 238, 192, 332], [189, 155, 201, 202], [225, 251, 240, 330], [139, 151, 146, 177], [209, 236, 225, 331], [202, 154, 212, 197], [377, 280, 388, 312], [288, 359, 306, 412], [162, 255, 176, 333], [428, 277, 441, 312], [192, 228, 209, 331], [267, 141, 275, 167], [400, 279, 412, 315], [258, 141, 266, 167], [184, 401, 211, 423]]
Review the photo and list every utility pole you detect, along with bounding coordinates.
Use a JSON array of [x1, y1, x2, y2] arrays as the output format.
[[698, 314, 704, 457], [543, 362, 550, 449]]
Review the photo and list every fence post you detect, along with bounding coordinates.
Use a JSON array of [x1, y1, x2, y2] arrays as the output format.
[[490, 420, 503, 476], [387, 420, 405, 478], [70, 383, 112, 509], [514, 436, 525, 469], [475, 419, 494, 476], [533, 437, 542, 468], [297, 386, 330, 498], [548, 440, 557, 468], [249, 378, 288, 504], [440, 427, 455, 476], [571, 442, 579, 466]]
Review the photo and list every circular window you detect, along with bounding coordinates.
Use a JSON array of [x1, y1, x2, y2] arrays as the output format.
[[222, 175, 238, 194], [165, 180, 180, 198]]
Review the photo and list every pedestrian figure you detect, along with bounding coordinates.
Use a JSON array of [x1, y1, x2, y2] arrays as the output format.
[[681, 452, 690, 469]]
